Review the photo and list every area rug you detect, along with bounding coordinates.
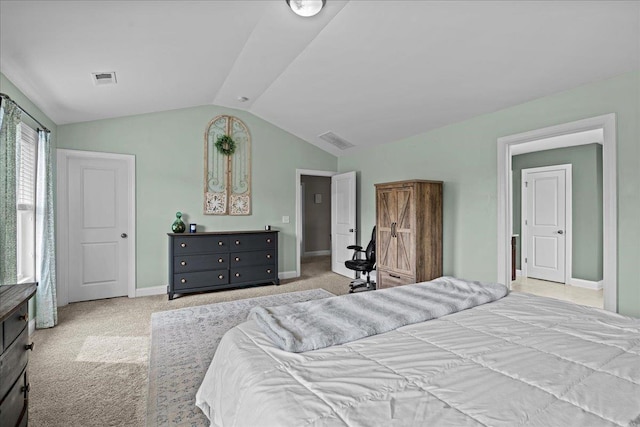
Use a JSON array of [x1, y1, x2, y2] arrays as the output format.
[[146, 288, 334, 426]]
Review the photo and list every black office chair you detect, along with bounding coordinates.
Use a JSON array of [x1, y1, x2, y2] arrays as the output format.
[[345, 226, 376, 293]]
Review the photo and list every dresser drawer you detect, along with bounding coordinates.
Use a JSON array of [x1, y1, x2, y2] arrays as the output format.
[[0, 327, 29, 402], [173, 270, 228, 290], [0, 366, 27, 427], [228, 233, 276, 252], [229, 250, 275, 268], [377, 270, 415, 289], [173, 236, 229, 255], [230, 266, 277, 284], [3, 303, 28, 351], [173, 254, 228, 273]]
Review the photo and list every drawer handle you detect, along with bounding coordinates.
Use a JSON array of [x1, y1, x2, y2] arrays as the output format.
[[266, 269, 272, 274], [218, 241, 224, 246], [21, 383, 30, 394], [218, 258, 224, 263], [180, 261, 187, 266], [218, 274, 224, 279], [25, 342, 35, 351], [235, 257, 240, 262], [235, 240, 240, 245], [266, 254, 272, 259], [235, 273, 241, 277], [266, 238, 272, 243], [181, 278, 187, 284], [19, 313, 29, 322], [389, 274, 401, 279], [180, 243, 187, 248]]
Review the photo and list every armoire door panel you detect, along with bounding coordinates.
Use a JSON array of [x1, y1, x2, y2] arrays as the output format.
[[395, 231, 413, 274], [377, 229, 395, 269], [396, 189, 413, 231], [377, 189, 397, 228]]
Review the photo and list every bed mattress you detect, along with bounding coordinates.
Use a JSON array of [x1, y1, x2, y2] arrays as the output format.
[[196, 292, 640, 427]]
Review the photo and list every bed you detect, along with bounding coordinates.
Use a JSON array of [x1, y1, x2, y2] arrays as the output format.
[[196, 283, 640, 427]]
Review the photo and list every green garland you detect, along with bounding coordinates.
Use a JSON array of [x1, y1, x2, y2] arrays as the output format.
[[215, 134, 236, 156]]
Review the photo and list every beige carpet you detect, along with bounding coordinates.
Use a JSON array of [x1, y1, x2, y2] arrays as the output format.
[[29, 256, 349, 427]]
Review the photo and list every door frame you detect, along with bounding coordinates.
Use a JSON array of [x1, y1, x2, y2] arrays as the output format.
[[521, 164, 572, 284], [295, 169, 337, 278], [497, 113, 616, 312], [56, 149, 136, 306]]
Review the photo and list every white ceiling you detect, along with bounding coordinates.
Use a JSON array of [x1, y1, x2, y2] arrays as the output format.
[[1, 1, 638, 156]]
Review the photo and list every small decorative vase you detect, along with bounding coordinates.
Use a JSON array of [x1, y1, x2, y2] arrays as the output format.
[[171, 212, 186, 233]]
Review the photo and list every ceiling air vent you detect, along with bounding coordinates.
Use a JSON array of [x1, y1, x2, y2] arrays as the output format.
[[318, 131, 355, 150], [91, 71, 117, 86]]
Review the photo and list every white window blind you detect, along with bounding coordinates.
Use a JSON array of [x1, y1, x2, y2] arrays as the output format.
[[17, 123, 37, 210]]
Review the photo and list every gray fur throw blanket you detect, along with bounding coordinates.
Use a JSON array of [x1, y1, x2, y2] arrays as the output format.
[[248, 276, 509, 353]]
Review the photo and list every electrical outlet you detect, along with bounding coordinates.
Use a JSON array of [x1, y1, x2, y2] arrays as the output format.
[[282, 216, 290, 223]]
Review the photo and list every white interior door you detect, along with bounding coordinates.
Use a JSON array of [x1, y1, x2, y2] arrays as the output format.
[[331, 171, 356, 278], [525, 167, 567, 283], [65, 155, 131, 302], [300, 182, 305, 255]]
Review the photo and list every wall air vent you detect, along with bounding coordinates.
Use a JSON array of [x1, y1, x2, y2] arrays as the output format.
[[91, 71, 117, 86], [318, 131, 355, 150]]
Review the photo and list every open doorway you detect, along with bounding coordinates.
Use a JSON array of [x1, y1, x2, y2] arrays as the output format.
[[295, 169, 357, 280], [300, 175, 332, 278], [497, 114, 617, 312], [511, 144, 603, 309]]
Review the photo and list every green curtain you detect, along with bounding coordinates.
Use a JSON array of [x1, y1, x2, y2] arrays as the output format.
[[35, 129, 57, 328], [0, 99, 20, 285]]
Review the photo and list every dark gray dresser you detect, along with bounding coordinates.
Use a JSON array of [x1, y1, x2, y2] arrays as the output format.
[[0, 282, 36, 427], [167, 230, 279, 300]]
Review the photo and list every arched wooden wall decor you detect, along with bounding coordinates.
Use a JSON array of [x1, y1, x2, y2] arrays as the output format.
[[204, 115, 252, 215]]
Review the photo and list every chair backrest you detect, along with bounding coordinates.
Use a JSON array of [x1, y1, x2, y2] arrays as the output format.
[[365, 226, 376, 266]]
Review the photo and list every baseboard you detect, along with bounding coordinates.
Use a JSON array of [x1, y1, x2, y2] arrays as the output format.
[[279, 270, 297, 280], [569, 278, 603, 290], [516, 269, 523, 277], [29, 319, 35, 335], [303, 250, 331, 257], [135, 285, 167, 297]]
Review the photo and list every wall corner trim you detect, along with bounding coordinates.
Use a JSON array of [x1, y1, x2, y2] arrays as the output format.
[[279, 270, 297, 280], [570, 278, 604, 290], [135, 286, 167, 298]]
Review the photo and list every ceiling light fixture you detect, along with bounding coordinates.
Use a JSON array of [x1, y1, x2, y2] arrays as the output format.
[[286, 0, 325, 17]]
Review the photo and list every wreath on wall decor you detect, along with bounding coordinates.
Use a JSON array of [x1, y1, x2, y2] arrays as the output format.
[[215, 134, 236, 156]]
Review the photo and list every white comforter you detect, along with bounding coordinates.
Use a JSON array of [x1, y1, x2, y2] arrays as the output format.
[[196, 292, 640, 427]]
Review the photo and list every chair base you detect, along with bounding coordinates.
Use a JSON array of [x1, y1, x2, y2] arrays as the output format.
[[349, 277, 376, 293]]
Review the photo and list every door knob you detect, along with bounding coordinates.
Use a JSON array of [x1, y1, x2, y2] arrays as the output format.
[[121, 233, 128, 238], [349, 228, 355, 232], [557, 230, 564, 234]]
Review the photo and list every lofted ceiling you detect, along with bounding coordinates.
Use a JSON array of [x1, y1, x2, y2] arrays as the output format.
[[1, 0, 638, 156]]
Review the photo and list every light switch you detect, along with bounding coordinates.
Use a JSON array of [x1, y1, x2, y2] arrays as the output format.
[[282, 216, 290, 223]]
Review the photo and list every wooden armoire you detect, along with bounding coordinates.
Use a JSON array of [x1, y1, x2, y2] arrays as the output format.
[[375, 180, 443, 289]]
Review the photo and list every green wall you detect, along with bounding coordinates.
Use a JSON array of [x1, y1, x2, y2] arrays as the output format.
[[512, 144, 603, 281], [56, 106, 337, 289], [338, 71, 639, 317]]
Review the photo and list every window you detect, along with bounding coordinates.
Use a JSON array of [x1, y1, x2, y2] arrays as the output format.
[[16, 122, 37, 283]]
